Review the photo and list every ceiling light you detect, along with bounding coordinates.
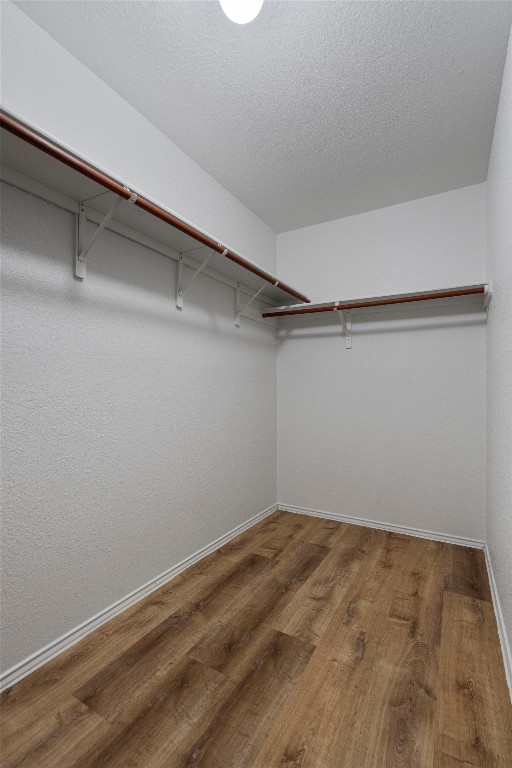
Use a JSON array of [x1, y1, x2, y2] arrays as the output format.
[[219, 0, 263, 24]]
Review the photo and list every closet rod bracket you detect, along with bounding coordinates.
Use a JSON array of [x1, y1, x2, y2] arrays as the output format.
[[235, 281, 267, 327], [176, 248, 226, 310], [75, 191, 137, 279], [336, 308, 352, 349], [484, 281, 493, 310]]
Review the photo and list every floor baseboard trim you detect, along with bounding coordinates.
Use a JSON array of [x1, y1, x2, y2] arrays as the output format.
[[0, 502, 278, 692], [484, 544, 512, 700], [279, 503, 486, 549]]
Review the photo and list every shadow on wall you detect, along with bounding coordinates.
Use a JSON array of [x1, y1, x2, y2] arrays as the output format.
[[1, 183, 275, 346], [277, 301, 487, 341]]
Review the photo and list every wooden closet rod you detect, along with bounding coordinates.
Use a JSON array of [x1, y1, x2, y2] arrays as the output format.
[[0, 112, 310, 305], [262, 285, 487, 318]]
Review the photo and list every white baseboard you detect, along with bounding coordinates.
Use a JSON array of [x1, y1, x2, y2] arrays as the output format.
[[0, 503, 278, 692], [280, 503, 486, 549], [484, 545, 512, 700], [5, 502, 509, 703]]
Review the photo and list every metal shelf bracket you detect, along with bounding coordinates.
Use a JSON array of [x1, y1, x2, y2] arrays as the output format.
[[75, 191, 137, 279], [176, 248, 227, 310], [235, 281, 267, 327], [337, 308, 352, 349]]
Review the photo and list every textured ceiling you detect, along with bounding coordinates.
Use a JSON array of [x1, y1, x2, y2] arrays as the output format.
[[13, 1, 512, 233]]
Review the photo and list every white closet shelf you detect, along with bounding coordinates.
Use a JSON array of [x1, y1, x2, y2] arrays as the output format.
[[262, 284, 492, 319], [0, 111, 310, 308], [0, 111, 491, 330]]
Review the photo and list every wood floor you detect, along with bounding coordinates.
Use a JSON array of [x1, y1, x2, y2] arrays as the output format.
[[1, 511, 511, 767]]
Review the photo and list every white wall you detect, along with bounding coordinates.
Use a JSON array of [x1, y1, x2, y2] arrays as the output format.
[[0, 1, 277, 273], [487, 27, 512, 649], [277, 185, 487, 541], [0, 183, 277, 674]]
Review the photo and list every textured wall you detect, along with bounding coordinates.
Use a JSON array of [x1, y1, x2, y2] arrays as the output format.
[[277, 185, 487, 540], [487, 27, 512, 647], [1, 1, 277, 272], [0, 184, 277, 673]]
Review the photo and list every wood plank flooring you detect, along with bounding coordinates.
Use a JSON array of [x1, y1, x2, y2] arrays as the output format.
[[1, 510, 511, 767]]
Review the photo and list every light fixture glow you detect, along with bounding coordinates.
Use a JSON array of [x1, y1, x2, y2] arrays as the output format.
[[220, 0, 263, 24]]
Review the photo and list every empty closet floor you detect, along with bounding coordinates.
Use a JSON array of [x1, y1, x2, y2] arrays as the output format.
[[2, 510, 511, 767]]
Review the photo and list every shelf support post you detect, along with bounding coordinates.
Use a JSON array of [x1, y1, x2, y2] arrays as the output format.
[[75, 192, 137, 279]]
